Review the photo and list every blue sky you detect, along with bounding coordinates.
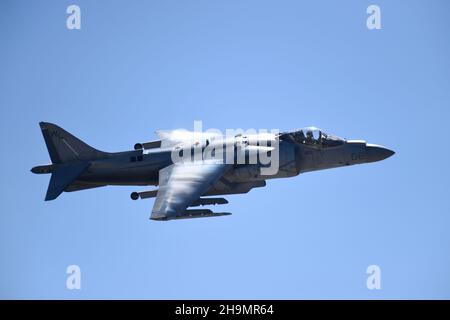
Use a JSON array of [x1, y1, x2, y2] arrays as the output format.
[[1, 0, 450, 299]]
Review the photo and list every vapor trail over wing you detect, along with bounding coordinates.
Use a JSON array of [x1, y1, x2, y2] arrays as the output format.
[[151, 160, 230, 220]]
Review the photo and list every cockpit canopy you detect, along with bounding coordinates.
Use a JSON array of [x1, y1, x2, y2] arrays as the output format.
[[282, 127, 345, 148]]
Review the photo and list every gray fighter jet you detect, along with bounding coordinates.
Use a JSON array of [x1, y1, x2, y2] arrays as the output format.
[[31, 122, 394, 221]]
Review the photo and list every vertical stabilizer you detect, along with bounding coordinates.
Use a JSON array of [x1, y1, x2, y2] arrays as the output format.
[[39, 122, 108, 163]]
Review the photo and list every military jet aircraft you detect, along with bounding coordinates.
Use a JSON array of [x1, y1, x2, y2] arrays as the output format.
[[31, 122, 394, 221]]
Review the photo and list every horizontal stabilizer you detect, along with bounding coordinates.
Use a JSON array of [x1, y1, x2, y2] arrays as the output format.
[[45, 162, 90, 201]]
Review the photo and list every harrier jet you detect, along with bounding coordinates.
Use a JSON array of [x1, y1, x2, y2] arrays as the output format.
[[31, 122, 394, 221]]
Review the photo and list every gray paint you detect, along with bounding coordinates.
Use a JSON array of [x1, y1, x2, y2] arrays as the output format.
[[32, 122, 394, 220]]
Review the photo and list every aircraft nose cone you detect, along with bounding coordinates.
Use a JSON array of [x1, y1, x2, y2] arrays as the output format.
[[366, 144, 395, 162]]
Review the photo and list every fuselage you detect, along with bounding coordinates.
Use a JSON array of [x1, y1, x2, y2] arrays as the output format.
[[31, 123, 394, 205], [74, 139, 394, 189]]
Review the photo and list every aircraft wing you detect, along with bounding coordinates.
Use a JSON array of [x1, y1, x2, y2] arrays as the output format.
[[151, 160, 231, 220]]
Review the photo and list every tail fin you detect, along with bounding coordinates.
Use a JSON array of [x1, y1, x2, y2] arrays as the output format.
[[39, 122, 108, 163], [36, 122, 108, 201]]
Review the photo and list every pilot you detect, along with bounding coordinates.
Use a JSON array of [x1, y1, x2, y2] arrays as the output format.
[[294, 130, 306, 144], [317, 131, 323, 144], [306, 130, 314, 144]]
